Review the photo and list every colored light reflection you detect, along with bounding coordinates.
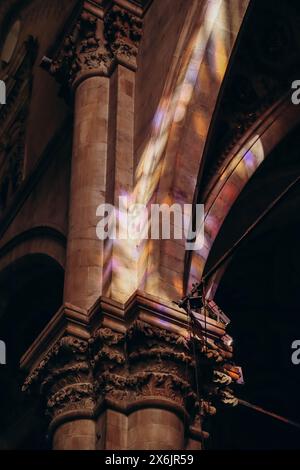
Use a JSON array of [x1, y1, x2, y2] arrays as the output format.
[[189, 133, 266, 291], [111, 0, 245, 301]]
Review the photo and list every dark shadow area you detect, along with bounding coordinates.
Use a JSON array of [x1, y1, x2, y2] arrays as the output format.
[[0, 254, 64, 449], [204, 126, 300, 449]]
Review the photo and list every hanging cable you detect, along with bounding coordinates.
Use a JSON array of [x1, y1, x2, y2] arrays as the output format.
[[238, 399, 300, 430], [183, 306, 192, 445], [202, 173, 300, 285], [176, 173, 300, 441], [187, 298, 206, 449], [178, 173, 300, 305]]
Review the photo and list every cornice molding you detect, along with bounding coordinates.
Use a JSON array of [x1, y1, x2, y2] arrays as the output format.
[[84, 0, 153, 18], [21, 290, 227, 375]]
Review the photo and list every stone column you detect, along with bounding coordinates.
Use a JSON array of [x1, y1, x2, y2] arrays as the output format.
[[46, 9, 116, 310], [28, 2, 147, 449], [22, 0, 239, 451], [46, 3, 144, 310], [64, 74, 113, 309], [104, 5, 143, 302]]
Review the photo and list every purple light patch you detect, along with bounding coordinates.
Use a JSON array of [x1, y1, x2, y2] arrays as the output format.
[[244, 150, 255, 167]]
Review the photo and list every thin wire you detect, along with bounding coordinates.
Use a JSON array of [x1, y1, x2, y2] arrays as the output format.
[[201, 282, 208, 448], [183, 306, 192, 444], [178, 175, 300, 445], [202, 174, 300, 284], [202, 282, 208, 355], [238, 399, 300, 430], [178, 173, 300, 306], [187, 298, 205, 449], [191, 325, 205, 449]]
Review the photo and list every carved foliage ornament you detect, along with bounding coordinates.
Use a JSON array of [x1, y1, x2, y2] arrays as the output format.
[[104, 5, 142, 69], [23, 336, 95, 420], [24, 321, 237, 422], [90, 320, 237, 418], [47, 6, 143, 90], [48, 11, 114, 89]]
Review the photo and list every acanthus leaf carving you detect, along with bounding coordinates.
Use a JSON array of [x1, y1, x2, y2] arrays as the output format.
[[47, 11, 115, 92], [44, 5, 144, 92], [47, 383, 95, 419], [104, 5, 143, 70], [22, 335, 94, 421], [23, 320, 238, 429]]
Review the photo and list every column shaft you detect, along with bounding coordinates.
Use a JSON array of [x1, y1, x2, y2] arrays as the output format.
[[128, 409, 184, 450], [53, 419, 96, 450], [64, 76, 112, 310]]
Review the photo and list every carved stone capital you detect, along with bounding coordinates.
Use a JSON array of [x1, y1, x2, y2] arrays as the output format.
[[104, 5, 143, 70], [22, 294, 239, 438], [90, 320, 226, 424], [43, 3, 144, 93], [46, 11, 115, 91], [23, 335, 95, 422]]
